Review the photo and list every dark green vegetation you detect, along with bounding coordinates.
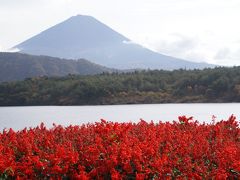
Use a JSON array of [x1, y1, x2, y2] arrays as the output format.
[[1, 66, 240, 106], [0, 52, 114, 82]]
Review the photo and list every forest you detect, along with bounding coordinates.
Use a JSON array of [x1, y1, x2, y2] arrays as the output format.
[[0, 66, 240, 106]]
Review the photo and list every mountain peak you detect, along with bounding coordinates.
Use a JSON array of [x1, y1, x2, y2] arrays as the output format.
[[16, 15, 129, 55], [65, 14, 100, 23], [70, 14, 95, 19], [14, 15, 214, 70]]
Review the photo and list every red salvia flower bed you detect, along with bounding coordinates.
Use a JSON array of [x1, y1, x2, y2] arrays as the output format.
[[0, 116, 239, 179]]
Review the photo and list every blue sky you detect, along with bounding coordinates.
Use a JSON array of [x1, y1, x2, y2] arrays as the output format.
[[0, 0, 240, 66]]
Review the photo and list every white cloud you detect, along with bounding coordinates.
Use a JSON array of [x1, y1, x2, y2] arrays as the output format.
[[139, 32, 240, 66], [157, 34, 198, 53], [6, 48, 20, 52], [122, 40, 137, 45], [214, 46, 240, 66], [0, 46, 20, 52], [143, 34, 209, 63], [214, 48, 231, 60]]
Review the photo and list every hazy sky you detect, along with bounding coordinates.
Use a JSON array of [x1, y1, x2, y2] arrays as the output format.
[[1, 0, 240, 66]]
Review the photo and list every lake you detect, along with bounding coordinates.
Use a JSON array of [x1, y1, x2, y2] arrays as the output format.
[[0, 103, 239, 131]]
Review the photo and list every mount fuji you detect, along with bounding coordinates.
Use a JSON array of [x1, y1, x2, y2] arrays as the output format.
[[14, 15, 214, 70]]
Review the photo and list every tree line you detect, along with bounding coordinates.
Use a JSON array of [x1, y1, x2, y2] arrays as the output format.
[[0, 66, 240, 106]]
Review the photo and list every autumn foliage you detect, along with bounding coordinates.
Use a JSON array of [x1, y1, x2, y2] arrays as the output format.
[[0, 116, 239, 179]]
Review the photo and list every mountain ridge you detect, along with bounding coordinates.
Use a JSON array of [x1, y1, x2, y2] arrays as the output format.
[[0, 52, 114, 82], [15, 15, 215, 70]]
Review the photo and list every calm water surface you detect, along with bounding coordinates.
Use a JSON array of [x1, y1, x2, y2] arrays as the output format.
[[0, 103, 239, 130]]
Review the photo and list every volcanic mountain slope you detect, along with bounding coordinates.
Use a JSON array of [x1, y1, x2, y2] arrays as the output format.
[[15, 15, 214, 70], [0, 52, 114, 82]]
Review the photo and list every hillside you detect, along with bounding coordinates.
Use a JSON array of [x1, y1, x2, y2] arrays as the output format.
[[1, 66, 240, 106], [14, 15, 214, 70], [0, 52, 114, 82]]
